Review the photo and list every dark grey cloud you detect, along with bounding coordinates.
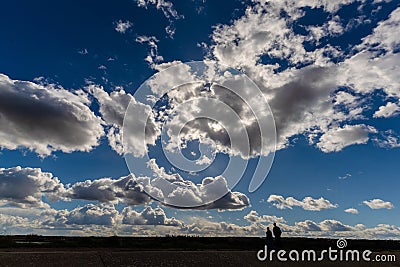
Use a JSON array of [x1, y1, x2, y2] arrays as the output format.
[[269, 66, 337, 141], [0, 166, 65, 208], [0, 74, 104, 155], [67, 170, 250, 211], [202, 191, 250, 210], [66, 175, 154, 206]]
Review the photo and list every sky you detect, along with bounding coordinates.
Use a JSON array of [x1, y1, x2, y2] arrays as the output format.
[[0, 0, 399, 239]]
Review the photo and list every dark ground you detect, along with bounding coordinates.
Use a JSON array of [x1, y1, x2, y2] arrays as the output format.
[[0, 236, 399, 266]]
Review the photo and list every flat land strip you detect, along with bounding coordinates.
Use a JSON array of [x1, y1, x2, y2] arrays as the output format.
[[0, 236, 399, 266]]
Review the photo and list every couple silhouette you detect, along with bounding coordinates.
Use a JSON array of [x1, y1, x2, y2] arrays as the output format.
[[265, 223, 282, 248]]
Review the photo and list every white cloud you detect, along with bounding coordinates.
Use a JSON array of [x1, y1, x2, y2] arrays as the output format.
[[204, 0, 400, 154], [267, 194, 338, 211], [122, 206, 183, 226], [114, 20, 133, 34], [363, 199, 394, 210], [51, 204, 120, 226], [135, 35, 164, 68], [41, 204, 184, 232], [0, 74, 104, 156], [88, 85, 160, 156], [66, 174, 163, 206], [88, 85, 132, 127], [344, 208, 359, 214], [136, 0, 181, 20], [373, 130, 400, 148], [317, 124, 376, 152], [0, 213, 39, 231], [244, 210, 285, 224], [338, 51, 400, 98], [292, 219, 356, 234], [307, 15, 344, 43], [1, 204, 400, 239], [148, 160, 250, 210], [295, 220, 322, 231], [157, 77, 276, 158], [339, 173, 351, 179], [0, 162, 249, 211], [209, 3, 343, 151], [319, 219, 353, 231], [374, 102, 400, 118], [0, 166, 65, 208], [360, 6, 400, 54]]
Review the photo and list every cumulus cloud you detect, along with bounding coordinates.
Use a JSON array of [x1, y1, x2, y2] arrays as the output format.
[[0, 161, 249, 211], [373, 102, 400, 118], [319, 219, 353, 231], [295, 219, 353, 232], [317, 124, 377, 152], [126, 1, 399, 158], [88, 85, 132, 127], [360, 6, 400, 54], [205, 0, 400, 153], [88, 85, 160, 155], [87, 85, 131, 154], [2, 204, 400, 239], [295, 220, 322, 232], [307, 15, 344, 43], [114, 20, 133, 33], [244, 210, 285, 224], [0, 213, 39, 231], [267, 194, 338, 211], [202, 189, 250, 210], [268, 66, 338, 147], [155, 77, 276, 158], [339, 51, 400, 98], [363, 199, 394, 210], [147, 160, 250, 210], [344, 208, 359, 214], [42, 204, 184, 231], [0, 166, 65, 208], [62, 204, 119, 226], [0, 74, 104, 156], [209, 2, 341, 150], [122, 206, 183, 226], [66, 174, 162, 206]]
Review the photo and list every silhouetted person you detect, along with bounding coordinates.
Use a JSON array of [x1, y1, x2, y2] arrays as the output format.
[[273, 222, 282, 247], [265, 227, 274, 248]]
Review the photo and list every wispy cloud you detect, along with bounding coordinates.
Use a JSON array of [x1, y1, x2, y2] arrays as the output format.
[[134, 0, 183, 38]]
